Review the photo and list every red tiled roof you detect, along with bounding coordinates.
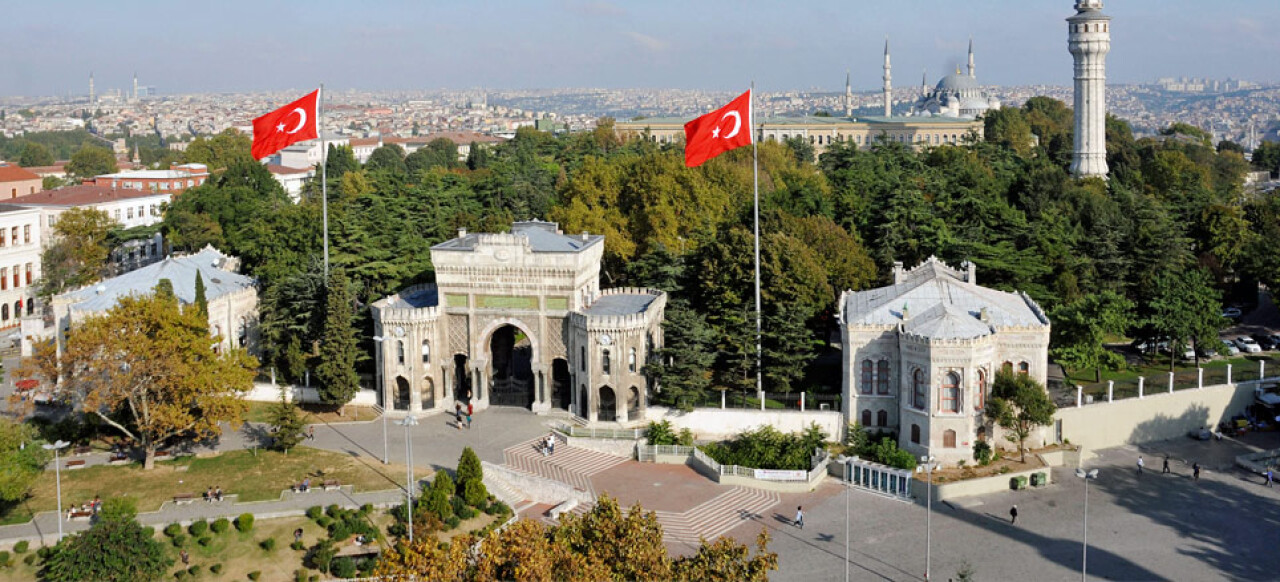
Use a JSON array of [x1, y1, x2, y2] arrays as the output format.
[[7, 184, 171, 206], [265, 164, 313, 175], [424, 131, 506, 145], [0, 166, 41, 183], [25, 164, 67, 176]]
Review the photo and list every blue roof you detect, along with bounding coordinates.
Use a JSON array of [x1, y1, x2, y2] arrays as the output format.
[[64, 247, 255, 313], [583, 294, 657, 317], [389, 286, 438, 309], [432, 221, 603, 253]]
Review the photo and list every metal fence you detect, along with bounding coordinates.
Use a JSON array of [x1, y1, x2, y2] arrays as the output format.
[[1071, 357, 1279, 407], [638, 444, 827, 484], [675, 390, 842, 412], [552, 422, 646, 440]]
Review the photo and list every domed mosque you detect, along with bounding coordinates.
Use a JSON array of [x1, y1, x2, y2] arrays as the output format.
[[909, 39, 1001, 119]]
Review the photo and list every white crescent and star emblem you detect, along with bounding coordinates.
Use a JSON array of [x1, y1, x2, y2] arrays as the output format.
[[711, 110, 742, 139], [277, 107, 308, 134]]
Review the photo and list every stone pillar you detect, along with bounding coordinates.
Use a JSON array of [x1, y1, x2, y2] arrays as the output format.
[[1227, 364, 1233, 385], [1168, 372, 1174, 394], [800, 392, 806, 412], [1076, 385, 1082, 407], [1262, 361, 1267, 380], [1107, 381, 1114, 402], [1138, 376, 1144, 399], [1198, 368, 1204, 389], [441, 364, 452, 401]]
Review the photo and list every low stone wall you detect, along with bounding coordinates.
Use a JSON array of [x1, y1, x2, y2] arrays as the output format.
[[1054, 380, 1268, 452], [243, 382, 378, 407], [647, 448, 826, 493], [562, 435, 639, 458], [914, 465, 1052, 503], [645, 406, 844, 441], [481, 461, 593, 505], [1038, 448, 1082, 468]]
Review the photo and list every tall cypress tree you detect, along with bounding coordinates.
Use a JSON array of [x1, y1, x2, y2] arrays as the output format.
[[315, 269, 360, 410], [193, 270, 208, 318]]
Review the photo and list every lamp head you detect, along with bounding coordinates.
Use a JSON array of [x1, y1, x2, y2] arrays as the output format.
[[372, 335, 384, 342], [43, 440, 70, 451], [1076, 468, 1099, 479]]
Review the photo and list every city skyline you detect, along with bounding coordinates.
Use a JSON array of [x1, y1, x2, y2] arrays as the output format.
[[4, 0, 1279, 97]]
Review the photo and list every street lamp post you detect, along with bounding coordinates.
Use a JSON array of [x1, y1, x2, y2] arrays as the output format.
[[395, 415, 418, 542], [373, 335, 387, 465], [916, 455, 937, 581], [1076, 468, 1099, 582], [42, 440, 70, 541], [845, 459, 851, 582]]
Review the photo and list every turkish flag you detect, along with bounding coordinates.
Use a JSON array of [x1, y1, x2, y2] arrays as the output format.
[[684, 89, 753, 167], [251, 89, 319, 160]]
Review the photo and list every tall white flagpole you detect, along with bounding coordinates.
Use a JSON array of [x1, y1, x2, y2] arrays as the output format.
[[751, 82, 763, 404], [319, 84, 329, 278]]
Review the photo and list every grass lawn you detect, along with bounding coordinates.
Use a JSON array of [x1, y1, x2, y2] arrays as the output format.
[[1065, 354, 1275, 386], [245, 401, 380, 424], [0, 447, 431, 526]]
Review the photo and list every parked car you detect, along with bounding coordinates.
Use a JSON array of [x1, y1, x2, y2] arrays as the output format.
[[1252, 334, 1280, 351], [1181, 346, 1197, 360], [1196, 344, 1218, 358], [1222, 342, 1241, 356], [1236, 336, 1263, 353], [1222, 307, 1243, 319], [1131, 338, 1158, 354]]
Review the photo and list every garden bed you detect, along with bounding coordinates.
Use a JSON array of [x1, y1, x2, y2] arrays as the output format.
[[923, 448, 1050, 483]]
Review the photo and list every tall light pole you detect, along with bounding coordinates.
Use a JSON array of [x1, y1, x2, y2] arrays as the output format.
[[373, 335, 387, 464], [395, 415, 418, 542], [916, 455, 937, 581], [1076, 468, 1099, 582], [845, 460, 851, 582], [42, 440, 70, 541]]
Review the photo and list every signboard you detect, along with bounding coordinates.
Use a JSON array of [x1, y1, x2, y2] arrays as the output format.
[[753, 469, 807, 481]]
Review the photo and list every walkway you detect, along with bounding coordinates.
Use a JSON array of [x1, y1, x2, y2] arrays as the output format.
[[502, 435, 629, 496]]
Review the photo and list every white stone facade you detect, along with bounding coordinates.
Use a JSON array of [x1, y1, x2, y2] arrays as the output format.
[[372, 221, 665, 423], [0, 204, 42, 333], [839, 258, 1050, 465], [1069, 0, 1111, 178]]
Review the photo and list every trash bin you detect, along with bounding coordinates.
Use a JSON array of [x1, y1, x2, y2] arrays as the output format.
[[1011, 476, 1028, 490], [1031, 472, 1046, 487]]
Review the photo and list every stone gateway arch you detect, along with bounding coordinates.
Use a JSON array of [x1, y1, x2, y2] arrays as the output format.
[[371, 221, 665, 424]]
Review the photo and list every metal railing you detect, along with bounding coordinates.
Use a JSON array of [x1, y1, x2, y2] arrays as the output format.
[[638, 444, 827, 484], [552, 422, 646, 440], [1071, 358, 1278, 407]]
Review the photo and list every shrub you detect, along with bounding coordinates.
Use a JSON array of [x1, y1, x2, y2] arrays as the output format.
[[290, 540, 306, 551], [0, 551, 10, 567], [456, 447, 483, 490], [188, 519, 208, 537], [197, 535, 213, 547], [445, 515, 461, 529], [164, 523, 182, 537], [305, 506, 323, 520], [188, 564, 202, 576], [171, 533, 187, 548], [211, 517, 230, 534], [331, 557, 358, 578], [457, 506, 476, 520], [13, 540, 28, 553], [698, 423, 829, 471], [359, 503, 373, 516], [174, 571, 187, 580], [646, 420, 677, 445], [248, 572, 261, 581], [23, 554, 36, 566], [98, 496, 138, 523], [486, 500, 511, 516], [310, 576, 319, 582], [973, 440, 993, 466], [210, 563, 223, 574], [999, 465, 1012, 475], [677, 428, 695, 447], [260, 537, 277, 551], [325, 504, 341, 518], [463, 479, 488, 507], [235, 513, 255, 532], [307, 540, 336, 573], [294, 570, 308, 582], [142, 526, 156, 538], [37, 546, 53, 560], [315, 516, 333, 529], [450, 494, 467, 515]]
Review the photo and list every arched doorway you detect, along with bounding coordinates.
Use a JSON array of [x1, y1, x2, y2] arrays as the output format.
[[599, 386, 616, 422], [627, 386, 640, 420], [421, 378, 435, 410], [552, 359, 571, 411], [454, 355, 471, 402], [578, 385, 588, 418], [489, 325, 534, 408], [394, 376, 411, 411]]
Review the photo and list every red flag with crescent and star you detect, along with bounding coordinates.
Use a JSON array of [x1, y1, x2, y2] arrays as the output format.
[[251, 89, 320, 160], [684, 89, 753, 167]]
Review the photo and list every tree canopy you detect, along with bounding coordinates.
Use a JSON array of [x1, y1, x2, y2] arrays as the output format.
[[65, 144, 117, 178], [37, 206, 118, 299]]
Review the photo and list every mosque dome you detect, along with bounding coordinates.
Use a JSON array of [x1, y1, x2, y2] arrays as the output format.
[[935, 73, 979, 92]]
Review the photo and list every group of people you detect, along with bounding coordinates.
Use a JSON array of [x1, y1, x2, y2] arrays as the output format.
[[1137, 455, 1202, 480], [455, 400, 474, 430], [67, 496, 102, 519], [203, 486, 225, 502], [295, 478, 312, 493], [541, 432, 556, 456]]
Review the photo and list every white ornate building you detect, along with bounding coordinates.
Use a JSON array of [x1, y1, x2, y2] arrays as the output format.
[[372, 221, 665, 423], [908, 40, 1001, 119], [839, 258, 1050, 464]]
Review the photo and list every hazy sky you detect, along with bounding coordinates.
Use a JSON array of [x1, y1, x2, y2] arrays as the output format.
[[5, 0, 1278, 96]]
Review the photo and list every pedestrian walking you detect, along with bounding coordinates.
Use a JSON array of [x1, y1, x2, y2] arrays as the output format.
[[180, 550, 189, 565], [1193, 462, 1201, 481], [214, 486, 223, 502], [546, 433, 556, 456], [307, 426, 315, 440], [466, 402, 474, 429], [794, 506, 804, 529], [1267, 469, 1274, 488], [1137, 456, 1145, 474], [455, 402, 463, 430], [1162, 456, 1170, 474], [294, 528, 304, 544], [1010, 505, 1018, 524]]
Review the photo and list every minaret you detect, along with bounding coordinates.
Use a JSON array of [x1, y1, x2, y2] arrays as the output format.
[[922, 69, 928, 97], [967, 38, 976, 78], [844, 70, 852, 117], [882, 38, 892, 117], [1068, 0, 1110, 178], [133, 72, 138, 101], [89, 72, 95, 105]]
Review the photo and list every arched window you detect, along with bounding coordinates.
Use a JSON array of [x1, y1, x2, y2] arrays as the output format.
[[421, 341, 430, 365], [860, 360, 873, 394], [602, 349, 611, 375], [877, 410, 888, 427], [912, 369, 926, 410], [1, 304, 7, 321], [861, 409, 872, 427], [581, 346, 586, 371], [877, 361, 890, 394], [911, 424, 921, 444], [942, 372, 960, 413], [976, 369, 987, 410], [1002, 361, 1013, 375], [1018, 362, 1029, 376], [396, 341, 405, 365], [943, 429, 957, 448], [628, 347, 637, 373]]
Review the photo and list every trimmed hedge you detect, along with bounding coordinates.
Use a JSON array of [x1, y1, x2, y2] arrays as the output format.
[[235, 513, 255, 532]]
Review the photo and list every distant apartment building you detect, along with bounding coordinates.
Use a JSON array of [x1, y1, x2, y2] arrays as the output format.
[[0, 166, 44, 199], [273, 134, 350, 169], [83, 163, 208, 193], [0, 204, 43, 333], [266, 164, 315, 203], [10, 184, 170, 273]]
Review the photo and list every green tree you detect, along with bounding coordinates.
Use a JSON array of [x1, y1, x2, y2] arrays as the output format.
[[65, 145, 117, 179], [465, 141, 491, 170], [267, 390, 307, 452], [40, 516, 172, 581], [1049, 291, 1135, 382], [0, 418, 50, 504], [18, 142, 54, 167], [365, 143, 407, 175], [36, 206, 118, 298], [315, 269, 360, 409], [644, 303, 717, 410], [1252, 140, 1280, 175], [456, 446, 483, 490], [761, 303, 818, 396], [782, 135, 815, 164], [1144, 267, 1225, 370], [181, 129, 252, 171], [985, 371, 1056, 463], [193, 270, 208, 319], [323, 144, 359, 184], [983, 107, 1034, 156], [406, 138, 459, 173]]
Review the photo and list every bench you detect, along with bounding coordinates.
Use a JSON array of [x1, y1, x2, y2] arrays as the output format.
[[73, 446, 92, 456], [108, 453, 130, 465], [65, 459, 86, 470], [548, 499, 578, 520], [173, 493, 196, 505], [322, 479, 341, 491], [292, 482, 313, 493], [153, 450, 171, 460], [67, 510, 94, 522]]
